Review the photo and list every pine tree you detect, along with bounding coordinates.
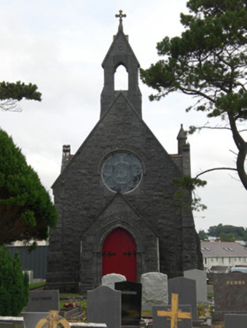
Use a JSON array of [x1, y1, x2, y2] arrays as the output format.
[[0, 129, 57, 245]]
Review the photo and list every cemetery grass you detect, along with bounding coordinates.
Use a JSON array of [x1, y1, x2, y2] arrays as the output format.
[[29, 282, 46, 289]]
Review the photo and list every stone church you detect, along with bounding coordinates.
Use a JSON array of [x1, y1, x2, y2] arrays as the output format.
[[46, 12, 203, 294]]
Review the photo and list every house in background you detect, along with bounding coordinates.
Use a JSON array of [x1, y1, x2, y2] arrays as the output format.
[[201, 241, 247, 271]]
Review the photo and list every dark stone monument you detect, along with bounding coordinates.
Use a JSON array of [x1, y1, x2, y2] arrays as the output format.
[[25, 290, 59, 312], [214, 273, 247, 321], [224, 314, 247, 328], [115, 281, 142, 326], [87, 285, 121, 328], [153, 305, 192, 328], [168, 277, 197, 320]]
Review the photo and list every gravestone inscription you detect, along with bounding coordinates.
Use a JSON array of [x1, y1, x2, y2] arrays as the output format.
[[87, 285, 121, 328], [214, 273, 247, 321], [168, 277, 197, 321], [25, 290, 59, 312], [115, 281, 142, 326]]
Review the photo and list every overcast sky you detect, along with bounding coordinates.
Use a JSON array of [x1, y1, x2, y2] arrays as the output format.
[[0, 0, 246, 233]]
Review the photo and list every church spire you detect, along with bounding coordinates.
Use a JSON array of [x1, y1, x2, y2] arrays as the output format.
[[100, 11, 142, 118], [115, 10, 126, 31]]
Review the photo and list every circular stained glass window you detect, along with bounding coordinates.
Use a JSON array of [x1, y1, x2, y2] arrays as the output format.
[[102, 152, 143, 193]]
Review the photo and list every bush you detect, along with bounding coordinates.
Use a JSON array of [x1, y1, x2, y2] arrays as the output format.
[[0, 245, 29, 315]]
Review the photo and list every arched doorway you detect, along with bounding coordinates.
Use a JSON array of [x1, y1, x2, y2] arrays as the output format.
[[102, 228, 137, 281]]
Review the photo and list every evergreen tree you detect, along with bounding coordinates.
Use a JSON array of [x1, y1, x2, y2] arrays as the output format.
[[0, 81, 41, 111], [141, 0, 247, 190], [0, 130, 57, 245], [0, 245, 29, 316]]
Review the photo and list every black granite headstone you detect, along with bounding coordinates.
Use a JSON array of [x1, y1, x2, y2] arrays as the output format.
[[115, 281, 142, 326]]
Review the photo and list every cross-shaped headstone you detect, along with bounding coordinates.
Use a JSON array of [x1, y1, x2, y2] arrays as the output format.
[[35, 310, 70, 328], [115, 10, 127, 23], [157, 293, 191, 328]]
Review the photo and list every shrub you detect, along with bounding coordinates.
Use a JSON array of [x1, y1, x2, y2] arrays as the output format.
[[0, 245, 29, 315]]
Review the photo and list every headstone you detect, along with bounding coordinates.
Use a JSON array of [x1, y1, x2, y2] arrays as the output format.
[[183, 269, 207, 304], [87, 285, 121, 328], [0, 317, 25, 328], [115, 281, 142, 326], [35, 310, 70, 328], [20, 312, 48, 328], [168, 277, 197, 320], [141, 272, 168, 310], [102, 273, 126, 289], [224, 314, 247, 328], [69, 324, 107, 328], [25, 290, 59, 312], [0, 323, 12, 328], [153, 293, 192, 328], [213, 273, 247, 321]]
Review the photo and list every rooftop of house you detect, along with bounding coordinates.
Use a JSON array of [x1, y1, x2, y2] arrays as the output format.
[[201, 241, 247, 257]]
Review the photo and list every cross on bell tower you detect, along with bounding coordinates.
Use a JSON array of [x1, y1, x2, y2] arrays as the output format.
[[115, 10, 126, 30]]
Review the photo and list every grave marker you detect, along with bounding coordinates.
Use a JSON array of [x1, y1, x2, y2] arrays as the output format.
[[20, 312, 49, 328], [25, 290, 59, 312], [0, 316, 25, 328], [141, 272, 168, 310], [87, 285, 121, 328], [214, 273, 247, 321], [183, 269, 207, 304], [224, 314, 247, 328], [156, 294, 192, 328], [168, 277, 197, 320], [115, 281, 142, 326], [102, 273, 126, 289], [35, 310, 69, 328]]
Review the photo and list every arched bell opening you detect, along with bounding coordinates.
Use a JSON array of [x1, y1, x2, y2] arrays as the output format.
[[114, 64, 128, 91]]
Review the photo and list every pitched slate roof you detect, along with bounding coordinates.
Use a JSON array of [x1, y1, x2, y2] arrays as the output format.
[[201, 241, 247, 257]]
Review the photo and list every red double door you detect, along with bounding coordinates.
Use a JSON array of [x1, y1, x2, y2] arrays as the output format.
[[102, 228, 137, 281]]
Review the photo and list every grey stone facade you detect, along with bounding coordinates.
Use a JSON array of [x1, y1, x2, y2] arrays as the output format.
[[46, 18, 202, 294]]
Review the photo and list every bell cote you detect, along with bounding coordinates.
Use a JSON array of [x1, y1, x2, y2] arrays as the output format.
[[100, 11, 142, 118]]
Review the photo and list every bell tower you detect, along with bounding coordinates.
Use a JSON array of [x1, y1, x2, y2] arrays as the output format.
[[100, 10, 142, 118]]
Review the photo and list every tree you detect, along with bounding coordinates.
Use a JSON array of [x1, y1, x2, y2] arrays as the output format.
[[219, 232, 235, 242], [207, 223, 247, 240], [0, 130, 57, 245], [0, 245, 29, 316], [198, 229, 208, 240], [140, 0, 247, 190], [0, 81, 41, 111]]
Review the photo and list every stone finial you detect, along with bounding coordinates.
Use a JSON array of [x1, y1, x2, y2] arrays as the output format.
[[115, 10, 126, 30]]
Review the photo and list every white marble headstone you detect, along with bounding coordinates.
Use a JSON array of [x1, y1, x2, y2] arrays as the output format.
[[101, 273, 126, 289], [141, 272, 168, 310]]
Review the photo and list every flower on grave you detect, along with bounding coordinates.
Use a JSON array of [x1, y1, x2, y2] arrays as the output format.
[[63, 302, 75, 308]]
